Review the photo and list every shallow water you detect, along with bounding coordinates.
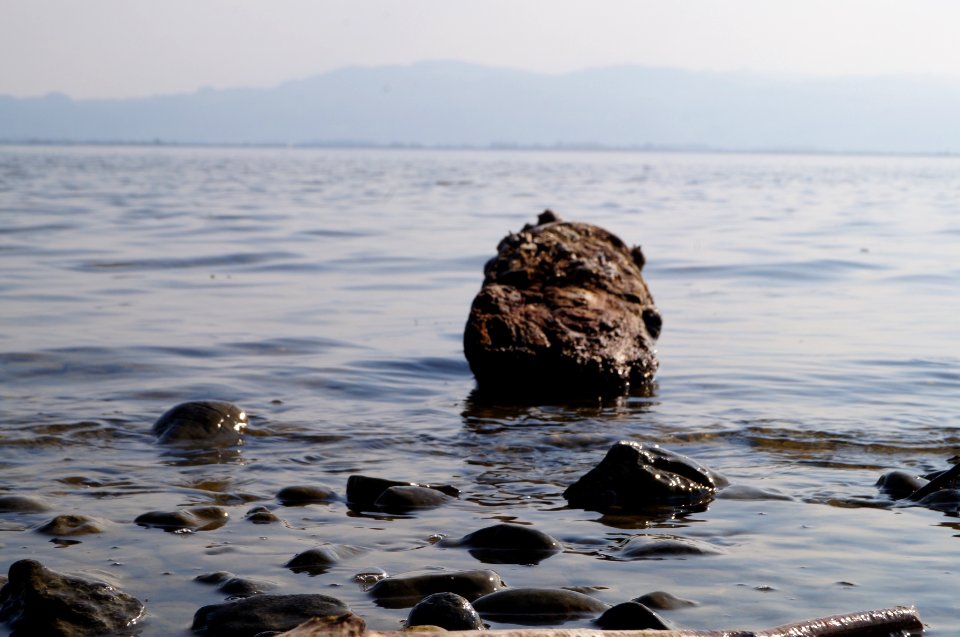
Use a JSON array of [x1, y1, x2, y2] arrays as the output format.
[[1, 145, 959, 635]]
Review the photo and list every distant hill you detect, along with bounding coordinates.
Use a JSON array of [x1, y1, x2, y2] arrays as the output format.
[[3, 60, 960, 153]]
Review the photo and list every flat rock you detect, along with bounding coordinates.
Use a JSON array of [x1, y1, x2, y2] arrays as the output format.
[[406, 592, 485, 630], [472, 587, 610, 625], [134, 506, 228, 533], [463, 211, 661, 397], [563, 441, 721, 512], [442, 523, 562, 565], [0, 559, 144, 637], [152, 400, 248, 446], [191, 593, 350, 637], [369, 569, 506, 609], [613, 535, 724, 560]]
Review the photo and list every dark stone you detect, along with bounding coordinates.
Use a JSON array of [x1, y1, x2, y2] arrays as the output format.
[[276, 485, 337, 506], [472, 587, 609, 625], [563, 441, 720, 512], [152, 400, 248, 446], [374, 485, 452, 513], [245, 506, 282, 524], [284, 545, 364, 576], [463, 212, 661, 397], [369, 569, 506, 609], [595, 601, 672, 630], [0, 495, 51, 513], [35, 514, 105, 536], [0, 559, 144, 637], [444, 523, 562, 565], [406, 592, 485, 630], [134, 506, 228, 532], [194, 571, 274, 597], [633, 591, 697, 610], [345, 475, 459, 512], [877, 470, 927, 500], [191, 593, 349, 637]]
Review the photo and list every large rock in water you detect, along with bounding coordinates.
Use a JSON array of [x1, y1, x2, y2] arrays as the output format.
[[152, 400, 248, 446], [0, 559, 144, 637], [464, 211, 661, 396]]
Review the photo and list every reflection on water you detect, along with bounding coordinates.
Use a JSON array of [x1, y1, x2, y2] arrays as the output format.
[[0, 146, 959, 635]]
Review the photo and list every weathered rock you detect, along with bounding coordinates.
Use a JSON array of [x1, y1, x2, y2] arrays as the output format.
[[191, 593, 350, 637], [35, 514, 105, 536], [276, 485, 337, 506], [0, 494, 51, 513], [472, 587, 609, 625], [563, 441, 721, 512], [442, 523, 562, 565], [134, 506, 228, 532], [595, 601, 672, 630], [346, 475, 459, 512], [406, 592, 486, 630], [369, 569, 506, 609], [633, 590, 698, 610], [0, 559, 144, 637], [463, 211, 661, 397], [152, 400, 248, 446]]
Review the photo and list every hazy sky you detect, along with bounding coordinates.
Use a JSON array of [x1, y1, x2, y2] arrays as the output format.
[[3, 0, 959, 99]]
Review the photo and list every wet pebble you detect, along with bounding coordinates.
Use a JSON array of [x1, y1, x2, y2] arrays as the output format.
[[472, 587, 610, 625], [134, 506, 228, 533], [877, 470, 928, 500], [191, 593, 350, 637], [276, 485, 337, 506], [634, 590, 698, 609], [285, 545, 364, 576], [0, 495, 51, 513], [442, 523, 562, 565], [369, 569, 506, 608], [195, 571, 275, 598], [406, 592, 485, 630], [346, 475, 459, 512], [612, 535, 724, 560], [595, 601, 672, 630], [374, 485, 453, 513], [245, 505, 282, 524], [152, 400, 248, 446], [35, 513, 105, 536]]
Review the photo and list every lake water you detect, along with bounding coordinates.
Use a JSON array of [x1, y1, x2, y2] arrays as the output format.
[[1, 145, 958, 635]]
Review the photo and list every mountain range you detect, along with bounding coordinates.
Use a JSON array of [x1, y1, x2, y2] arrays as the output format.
[[3, 60, 960, 153]]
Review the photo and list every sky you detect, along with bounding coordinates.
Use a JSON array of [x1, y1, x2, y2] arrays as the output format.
[[2, 0, 959, 99]]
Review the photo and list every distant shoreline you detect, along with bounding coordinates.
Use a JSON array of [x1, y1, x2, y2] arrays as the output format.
[[1, 139, 957, 159]]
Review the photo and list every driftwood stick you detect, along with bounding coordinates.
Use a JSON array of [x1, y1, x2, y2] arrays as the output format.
[[275, 606, 922, 637]]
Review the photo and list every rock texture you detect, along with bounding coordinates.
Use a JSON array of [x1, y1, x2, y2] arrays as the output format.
[[0, 559, 144, 637], [563, 441, 721, 512], [152, 400, 248, 446], [191, 593, 350, 637], [463, 211, 661, 397]]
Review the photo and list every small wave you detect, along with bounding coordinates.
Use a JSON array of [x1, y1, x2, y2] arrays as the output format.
[[72, 251, 300, 272]]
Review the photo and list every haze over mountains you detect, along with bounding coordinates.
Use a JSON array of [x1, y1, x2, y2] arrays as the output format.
[[3, 60, 960, 153]]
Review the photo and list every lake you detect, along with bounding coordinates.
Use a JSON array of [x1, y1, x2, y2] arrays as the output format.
[[1, 145, 958, 635]]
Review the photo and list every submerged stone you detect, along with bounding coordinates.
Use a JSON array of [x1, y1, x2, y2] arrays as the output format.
[[595, 601, 672, 630], [276, 485, 337, 506], [0, 559, 144, 637], [406, 592, 485, 630], [194, 572, 274, 597], [443, 523, 562, 565], [877, 470, 927, 500], [369, 569, 506, 609], [191, 593, 349, 637], [35, 514, 105, 536], [0, 495, 51, 513], [633, 590, 698, 610], [563, 441, 720, 512], [472, 587, 609, 625], [614, 535, 724, 560], [285, 545, 364, 576], [463, 211, 661, 397], [152, 400, 247, 446], [346, 475, 459, 513], [244, 505, 282, 524]]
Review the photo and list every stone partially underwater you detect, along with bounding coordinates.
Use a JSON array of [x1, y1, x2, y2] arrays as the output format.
[[463, 211, 661, 397]]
